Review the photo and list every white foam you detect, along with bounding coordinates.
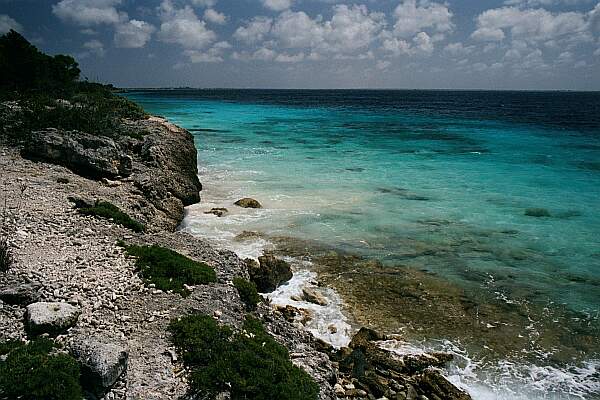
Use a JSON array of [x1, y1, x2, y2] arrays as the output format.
[[381, 338, 600, 400], [266, 266, 353, 349]]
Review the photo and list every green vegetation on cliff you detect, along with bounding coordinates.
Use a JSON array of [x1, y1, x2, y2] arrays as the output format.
[[123, 244, 217, 294], [0, 30, 146, 142], [78, 201, 145, 233], [169, 314, 319, 400], [233, 277, 261, 310], [0, 339, 83, 400]]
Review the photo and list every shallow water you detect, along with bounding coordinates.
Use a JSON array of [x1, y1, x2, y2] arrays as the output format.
[[125, 89, 600, 399]]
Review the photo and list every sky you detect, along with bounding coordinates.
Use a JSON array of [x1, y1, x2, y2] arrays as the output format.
[[1, 0, 599, 89]]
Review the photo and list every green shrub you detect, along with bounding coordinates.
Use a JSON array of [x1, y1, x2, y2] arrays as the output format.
[[233, 277, 261, 310], [168, 314, 319, 400], [78, 201, 145, 233], [0, 237, 12, 273], [0, 338, 83, 400], [124, 245, 217, 295]]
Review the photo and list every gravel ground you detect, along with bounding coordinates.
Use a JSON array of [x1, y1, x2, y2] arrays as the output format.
[[0, 146, 336, 400]]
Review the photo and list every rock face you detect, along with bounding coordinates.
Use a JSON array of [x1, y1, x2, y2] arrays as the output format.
[[234, 198, 262, 209], [247, 254, 293, 292], [25, 302, 80, 335], [20, 116, 203, 231], [70, 338, 128, 391], [22, 129, 132, 179], [134, 117, 201, 207]]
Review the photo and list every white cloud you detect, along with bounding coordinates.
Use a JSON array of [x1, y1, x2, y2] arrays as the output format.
[[382, 37, 411, 56], [413, 31, 433, 53], [52, 0, 124, 26], [275, 52, 305, 62], [393, 0, 454, 38], [376, 60, 391, 70], [443, 42, 474, 56], [270, 5, 385, 55], [82, 39, 105, 57], [271, 11, 324, 48], [184, 41, 230, 62], [157, 0, 216, 50], [262, 0, 293, 12], [471, 6, 588, 43], [234, 16, 272, 44], [192, 0, 217, 7], [325, 5, 386, 53], [0, 14, 22, 34], [114, 19, 155, 48], [204, 9, 227, 25]]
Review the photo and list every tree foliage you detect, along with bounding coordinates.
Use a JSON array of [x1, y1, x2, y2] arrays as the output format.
[[0, 30, 80, 96]]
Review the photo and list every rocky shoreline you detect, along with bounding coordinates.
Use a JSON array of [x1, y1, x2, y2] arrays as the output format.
[[0, 112, 471, 400]]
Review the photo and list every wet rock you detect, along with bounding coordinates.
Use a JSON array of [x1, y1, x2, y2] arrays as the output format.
[[525, 208, 551, 217], [22, 129, 132, 179], [302, 287, 329, 306], [204, 207, 228, 217], [0, 283, 41, 305], [247, 254, 292, 292], [26, 301, 80, 335], [416, 369, 471, 400], [234, 197, 262, 209], [70, 338, 128, 391], [234, 231, 262, 241]]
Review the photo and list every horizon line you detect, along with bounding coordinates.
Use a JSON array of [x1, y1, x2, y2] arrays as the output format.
[[119, 87, 600, 93]]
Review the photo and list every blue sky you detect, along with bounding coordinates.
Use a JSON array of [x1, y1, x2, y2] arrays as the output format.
[[1, 0, 599, 89]]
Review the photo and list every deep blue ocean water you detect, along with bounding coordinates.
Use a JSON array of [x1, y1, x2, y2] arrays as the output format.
[[125, 89, 600, 399]]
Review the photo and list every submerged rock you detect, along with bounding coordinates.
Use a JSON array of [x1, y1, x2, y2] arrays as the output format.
[[234, 197, 262, 209], [70, 338, 128, 391], [204, 207, 228, 217], [525, 208, 551, 217], [22, 128, 132, 179], [26, 301, 80, 335], [247, 254, 292, 292]]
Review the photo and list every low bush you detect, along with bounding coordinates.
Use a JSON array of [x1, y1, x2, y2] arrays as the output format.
[[78, 201, 145, 233], [233, 277, 261, 310], [0, 237, 12, 272], [123, 245, 217, 295], [168, 314, 319, 400], [0, 338, 83, 400]]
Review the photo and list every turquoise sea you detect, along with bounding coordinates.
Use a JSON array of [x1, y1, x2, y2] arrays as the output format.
[[125, 90, 600, 399]]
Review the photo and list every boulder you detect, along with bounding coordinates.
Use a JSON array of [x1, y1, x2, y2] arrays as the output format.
[[0, 283, 41, 305], [204, 207, 228, 217], [302, 287, 329, 306], [416, 369, 471, 400], [26, 302, 80, 335], [247, 254, 292, 292], [22, 129, 132, 179], [67, 195, 95, 209], [234, 198, 262, 209], [70, 338, 128, 391]]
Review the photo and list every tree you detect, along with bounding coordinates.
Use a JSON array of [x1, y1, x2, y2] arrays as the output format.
[[0, 30, 80, 94]]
